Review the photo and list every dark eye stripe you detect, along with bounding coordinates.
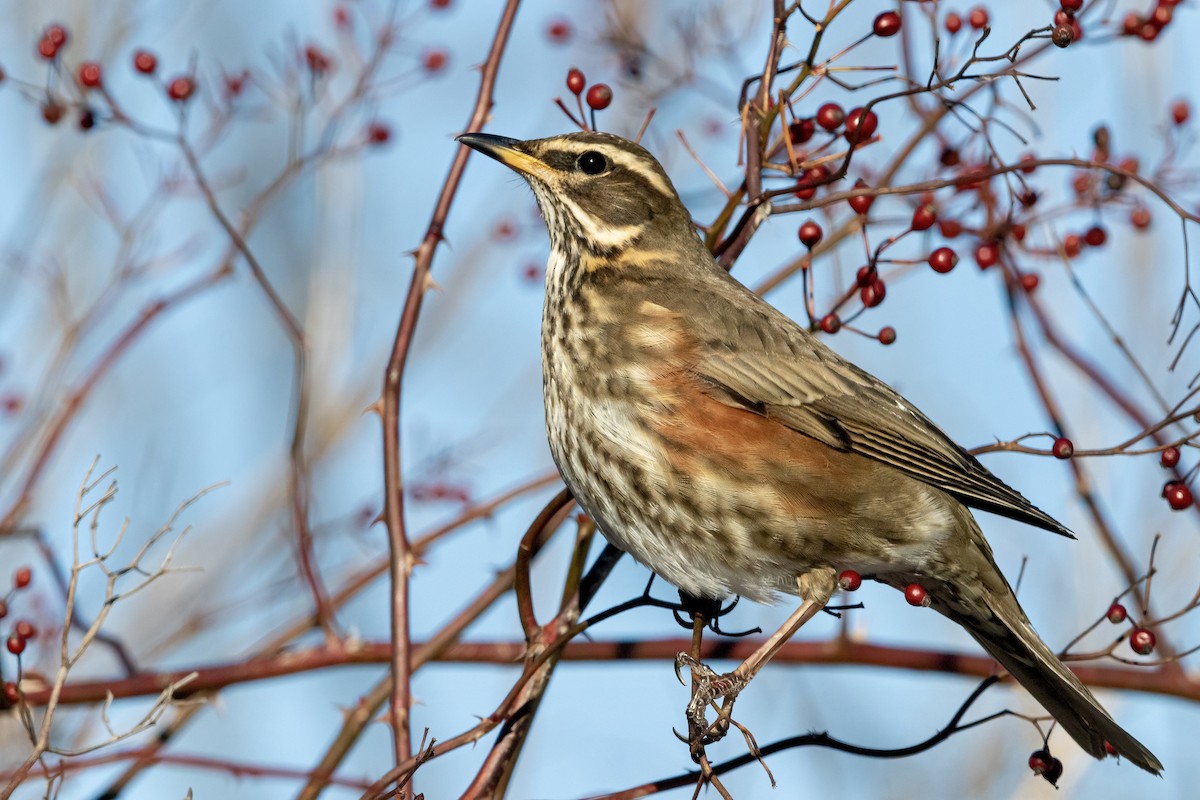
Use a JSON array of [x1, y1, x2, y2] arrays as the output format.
[[538, 144, 677, 202]]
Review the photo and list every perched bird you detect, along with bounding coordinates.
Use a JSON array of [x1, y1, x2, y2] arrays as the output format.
[[458, 130, 1162, 774]]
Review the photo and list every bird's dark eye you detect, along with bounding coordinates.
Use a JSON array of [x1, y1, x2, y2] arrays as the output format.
[[576, 151, 609, 175]]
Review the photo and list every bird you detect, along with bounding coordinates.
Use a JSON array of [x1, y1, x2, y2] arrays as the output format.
[[457, 129, 1162, 774]]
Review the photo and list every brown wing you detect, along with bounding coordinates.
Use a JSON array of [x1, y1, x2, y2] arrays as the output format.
[[668, 271, 1074, 539]]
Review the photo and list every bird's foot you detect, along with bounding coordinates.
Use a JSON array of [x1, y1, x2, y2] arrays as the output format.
[[674, 653, 746, 756]]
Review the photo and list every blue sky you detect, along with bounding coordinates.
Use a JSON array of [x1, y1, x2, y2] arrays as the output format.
[[1, 1, 1199, 798]]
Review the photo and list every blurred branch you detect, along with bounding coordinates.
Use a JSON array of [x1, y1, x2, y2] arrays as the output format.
[[19, 634, 1200, 708]]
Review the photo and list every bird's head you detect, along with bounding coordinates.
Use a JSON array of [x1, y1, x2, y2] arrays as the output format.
[[457, 131, 696, 254]]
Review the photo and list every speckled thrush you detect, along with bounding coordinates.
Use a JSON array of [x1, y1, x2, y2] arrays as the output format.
[[458, 130, 1161, 774]]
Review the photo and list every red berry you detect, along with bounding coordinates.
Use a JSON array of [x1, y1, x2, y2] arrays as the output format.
[[546, 18, 573, 44], [430, 0, 452, 8], [798, 220, 823, 248], [1084, 226, 1107, 247], [815, 102, 844, 131], [788, 118, 815, 144], [928, 247, 958, 274], [133, 50, 157, 74], [422, 48, 448, 73], [968, 6, 989, 29], [819, 313, 841, 334], [1010, 223, 1027, 242], [37, 37, 59, 60], [1161, 446, 1181, 468], [1052, 437, 1074, 459], [2, 682, 16, 704], [1129, 627, 1156, 655], [860, 277, 886, 308], [1019, 153, 1038, 174], [1171, 99, 1190, 126], [911, 204, 937, 231], [1063, 233, 1083, 258], [44, 24, 68, 47], [167, 75, 195, 102], [566, 67, 585, 96], [366, 122, 391, 145], [974, 241, 999, 269], [1122, 13, 1141, 36], [844, 107, 878, 144], [78, 109, 96, 130], [1020, 273, 1040, 292], [838, 569, 862, 591], [0, 600, 6, 619], [13, 621, 34, 640], [493, 218, 518, 241], [1029, 750, 1065, 785], [904, 583, 929, 607], [1052, 25, 1074, 48], [5, 636, 23, 655], [1130, 207, 1151, 230], [878, 326, 897, 345], [873, 11, 902, 37], [945, 12, 963, 34], [42, 103, 65, 125], [1060, 0, 1082, 10], [1106, 602, 1128, 624], [305, 44, 333, 74], [13, 567, 31, 589], [856, 266, 874, 288], [848, 180, 874, 215], [1164, 481, 1193, 510], [78, 62, 102, 88], [793, 164, 829, 201], [586, 83, 613, 110], [1071, 172, 1091, 197], [938, 219, 962, 238]]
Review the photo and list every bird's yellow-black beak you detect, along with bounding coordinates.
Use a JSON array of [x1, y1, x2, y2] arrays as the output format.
[[457, 133, 553, 180]]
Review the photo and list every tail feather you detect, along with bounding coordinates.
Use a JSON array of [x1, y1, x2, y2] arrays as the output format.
[[950, 586, 1162, 775]]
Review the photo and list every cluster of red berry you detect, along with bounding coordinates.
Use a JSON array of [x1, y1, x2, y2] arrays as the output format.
[[2, 566, 37, 706], [565, 68, 613, 114], [943, 6, 991, 35], [1120, 0, 1183, 42]]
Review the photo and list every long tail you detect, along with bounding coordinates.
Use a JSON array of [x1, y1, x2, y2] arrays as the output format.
[[928, 557, 1162, 775]]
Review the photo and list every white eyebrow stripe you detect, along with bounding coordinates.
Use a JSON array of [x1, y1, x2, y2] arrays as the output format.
[[549, 142, 676, 200]]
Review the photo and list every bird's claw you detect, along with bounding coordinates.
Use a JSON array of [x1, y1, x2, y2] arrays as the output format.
[[675, 652, 745, 751], [674, 652, 711, 685]]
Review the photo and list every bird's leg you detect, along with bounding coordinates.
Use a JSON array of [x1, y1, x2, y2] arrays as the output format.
[[680, 568, 837, 748]]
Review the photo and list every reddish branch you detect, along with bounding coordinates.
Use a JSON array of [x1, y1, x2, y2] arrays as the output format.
[[376, 0, 522, 768], [0, 748, 371, 791], [17, 636, 1199, 709]]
